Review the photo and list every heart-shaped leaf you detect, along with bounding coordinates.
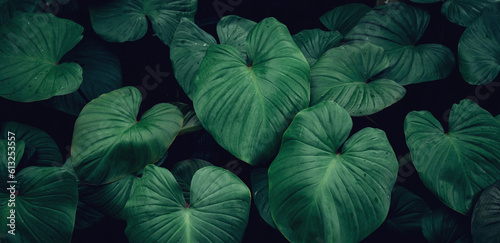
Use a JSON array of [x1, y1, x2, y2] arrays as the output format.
[[0, 143, 78, 242], [193, 17, 310, 165], [124, 165, 251, 243], [442, 0, 500, 27], [46, 37, 122, 116], [216, 15, 257, 59], [471, 180, 500, 243], [458, 3, 500, 85], [89, 0, 197, 45], [293, 29, 342, 67], [268, 101, 398, 243], [310, 42, 406, 116], [1, 121, 63, 169], [0, 13, 83, 102], [345, 2, 455, 85], [71, 86, 184, 185], [251, 168, 277, 229], [404, 99, 500, 214], [320, 3, 371, 36]]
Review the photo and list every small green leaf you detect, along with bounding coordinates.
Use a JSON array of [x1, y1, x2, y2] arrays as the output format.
[[442, 0, 500, 27], [310, 43, 406, 116], [385, 186, 431, 234], [422, 208, 472, 243], [471, 180, 500, 243]]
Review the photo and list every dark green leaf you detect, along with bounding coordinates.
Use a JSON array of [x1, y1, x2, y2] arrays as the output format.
[[320, 3, 371, 36], [293, 28, 342, 67]]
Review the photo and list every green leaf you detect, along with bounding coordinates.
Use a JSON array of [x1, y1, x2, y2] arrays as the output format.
[[0, 13, 83, 102], [172, 103, 203, 135], [458, 4, 500, 85], [71, 86, 184, 185], [171, 159, 212, 204], [251, 168, 277, 229], [268, 101, 398, 243], [310, 43, 406, 116], [385, 186, 431, 234], [293, 29, 342, 67], [404, 99, 500, 214], [124, 165, 251, 243], [422, 208, 472, 243], [170, 18, 217, 99], [320, 3, 371, 36], [471, 180, 500, 243], [1, 122, 63, 169], [409, 0, 440, 3], [0, 165, 78, 242], [193, 17, 310, 166], [442, 0, 500, 27], [89, 0, 197, 45], [0, 0, 37, 27], [345, 2, 455, 85], [46, 37, 122, 116], [74, 201, 106, 231]]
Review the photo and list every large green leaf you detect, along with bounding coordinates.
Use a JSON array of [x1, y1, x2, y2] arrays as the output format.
[[458, 3, 500, 85], [0, 13, 83, 102], [1, 122, 63, 168], [251, 168, 277, 229], [89, 0, 197, 45], [310, 43, 406, 116], [46, 37, 122, 116], [404, 99, 500, 214], [124, 165, 251, 243], [345, 2, 455, 85], [71, 86, 184, 185], [0, 143, 78, 243], [422, 208, 472, 243], [0, 0, 37, 27], [170, 16, 255, 99], [385, 185, 431, 234], [442, 0, 500, 27], [471, 180, 500, 243], [319, 3, 371, 36], [193, 17, 310, 166], [268, 101, 398, 243], [292, 29, 342, 67]]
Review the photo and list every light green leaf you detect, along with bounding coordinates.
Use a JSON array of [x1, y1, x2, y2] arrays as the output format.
[[268, 101, 398, 243], [293, 29, 342, 67], [458, 4, 500, 85], [89, 0, 197, 45], [310, 43, 406, 116], [71, 86, 184, 185], [193, 17, 310, 165], [404, 99, 500, 214], [345, 2, 455, 85], [320, 3, 371, 36], [0, 13, 83, 102], [124, 165, 251, 243]]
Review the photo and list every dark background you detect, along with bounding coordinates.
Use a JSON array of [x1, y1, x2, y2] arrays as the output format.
[[1, 0, 498, 242]]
